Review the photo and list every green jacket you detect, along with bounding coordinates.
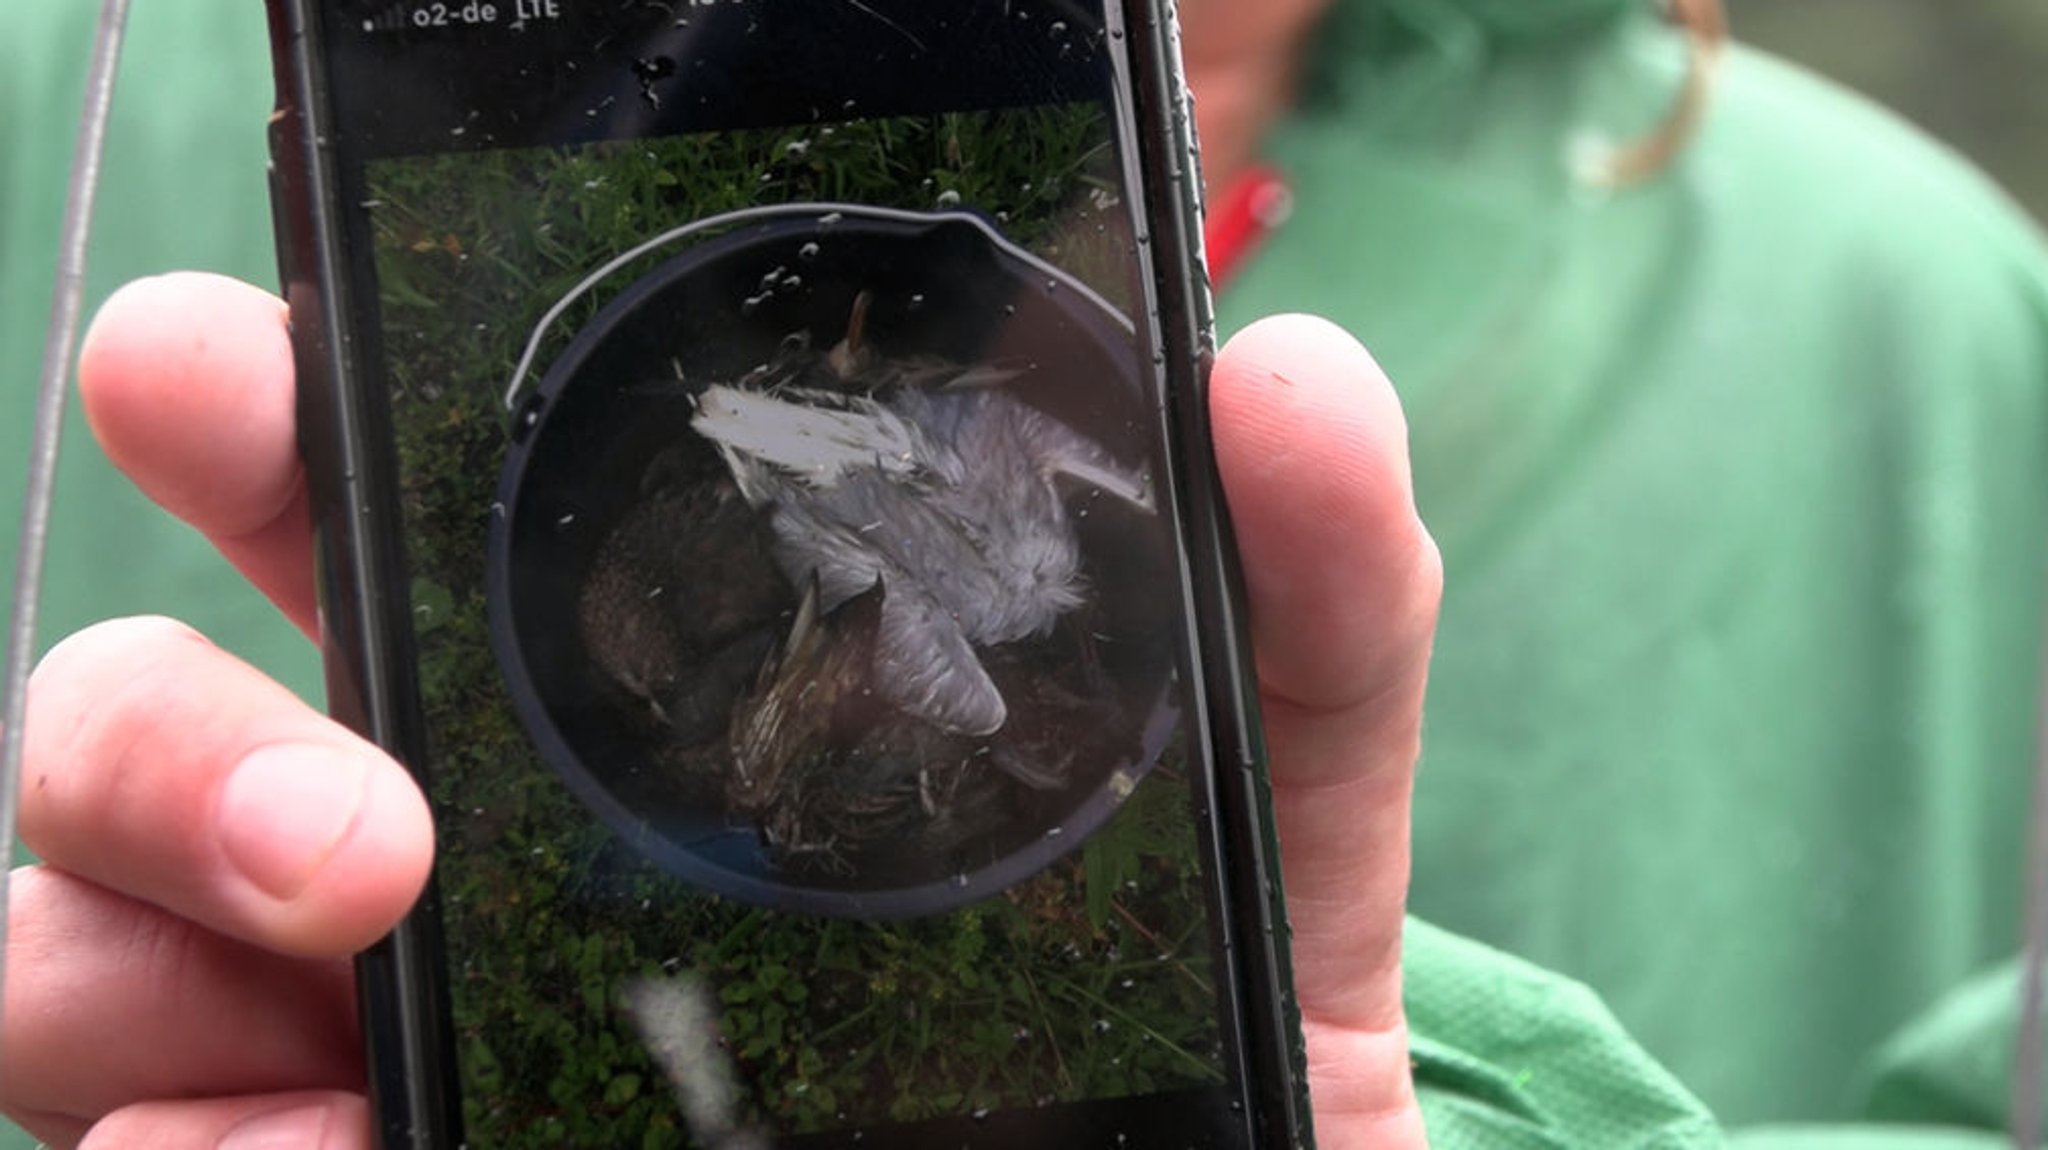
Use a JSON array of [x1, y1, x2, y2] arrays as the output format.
[[6, 0, 2046, 1146], [1223, 0, 2048, 1143]]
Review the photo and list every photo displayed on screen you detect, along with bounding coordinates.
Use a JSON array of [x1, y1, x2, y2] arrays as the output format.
[[364, 104, 1236, 1146]]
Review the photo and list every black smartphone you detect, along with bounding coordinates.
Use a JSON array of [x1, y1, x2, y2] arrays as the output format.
[[266, 2, 1309, 1147]]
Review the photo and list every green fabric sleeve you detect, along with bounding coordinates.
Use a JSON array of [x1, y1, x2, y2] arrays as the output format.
[[1404, 917, 1725, 1147], [1860, 957, 2038, 1135], [1405, 922, 2045, 1150], [1728, 1130, 2007, 1150]]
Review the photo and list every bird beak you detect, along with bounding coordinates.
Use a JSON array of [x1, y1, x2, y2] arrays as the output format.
[[826, 290, 874, 379]]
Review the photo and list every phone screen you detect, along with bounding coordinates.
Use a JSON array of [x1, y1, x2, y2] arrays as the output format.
[[305, 2, 1285, 1146]]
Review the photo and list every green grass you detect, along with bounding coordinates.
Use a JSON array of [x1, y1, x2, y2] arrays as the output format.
[[368, 106, 1222, 1148]]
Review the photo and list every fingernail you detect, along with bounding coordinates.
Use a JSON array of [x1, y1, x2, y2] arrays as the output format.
[[219, 1103, 334, 1150], [217, 744, 371, 900]]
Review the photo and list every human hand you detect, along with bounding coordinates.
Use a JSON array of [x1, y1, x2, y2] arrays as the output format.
[[3, 274, 1437, 1148]]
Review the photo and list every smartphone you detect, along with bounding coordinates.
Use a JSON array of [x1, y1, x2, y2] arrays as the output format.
[[266, 2, 1310, 1146]]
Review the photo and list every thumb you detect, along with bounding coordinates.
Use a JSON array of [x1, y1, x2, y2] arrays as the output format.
[[1211, 314, 1440, 1141]]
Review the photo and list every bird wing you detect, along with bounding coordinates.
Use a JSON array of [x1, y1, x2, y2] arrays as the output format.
[[690, 384, 929, 495], [873, 585, 1007, 737], [939, 389, 1154, 514], [1016, 404, 1154, 513]]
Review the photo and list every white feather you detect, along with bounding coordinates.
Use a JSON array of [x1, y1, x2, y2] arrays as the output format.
[[690, 384, 928, 493]]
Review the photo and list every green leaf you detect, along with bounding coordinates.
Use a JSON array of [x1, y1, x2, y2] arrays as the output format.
[[603, 1073, 642, 1106]]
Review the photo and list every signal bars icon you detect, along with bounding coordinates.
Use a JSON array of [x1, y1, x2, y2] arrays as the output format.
[[361, 2, 411, 32]]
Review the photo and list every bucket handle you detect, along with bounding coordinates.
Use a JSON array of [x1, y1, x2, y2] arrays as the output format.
[[503, 201, 888, 411], [501, 201, 1136, 412]]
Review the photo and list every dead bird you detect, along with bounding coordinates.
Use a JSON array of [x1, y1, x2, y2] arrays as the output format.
[[726, 575, 1107, 873], [577, 446, 790, 745], [725, 577, 963, 867], [725, 576, 889, 820], [690, 292, 1155, 740]]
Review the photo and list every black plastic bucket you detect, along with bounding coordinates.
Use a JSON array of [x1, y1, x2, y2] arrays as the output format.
[[486, 206, 1179, 919]]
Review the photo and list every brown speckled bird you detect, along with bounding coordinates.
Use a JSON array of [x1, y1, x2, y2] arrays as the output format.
[[725, 574, 1114, 874], [577, 447, 789, 747]]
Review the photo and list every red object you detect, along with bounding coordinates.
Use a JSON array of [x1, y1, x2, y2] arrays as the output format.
[[1203, 165, 1293, 293]]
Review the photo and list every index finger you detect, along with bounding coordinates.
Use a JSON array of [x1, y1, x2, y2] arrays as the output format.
[[77, 272, 317, 637]]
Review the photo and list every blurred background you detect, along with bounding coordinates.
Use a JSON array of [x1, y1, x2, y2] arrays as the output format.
[[1730, 0, 2048, 222]]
